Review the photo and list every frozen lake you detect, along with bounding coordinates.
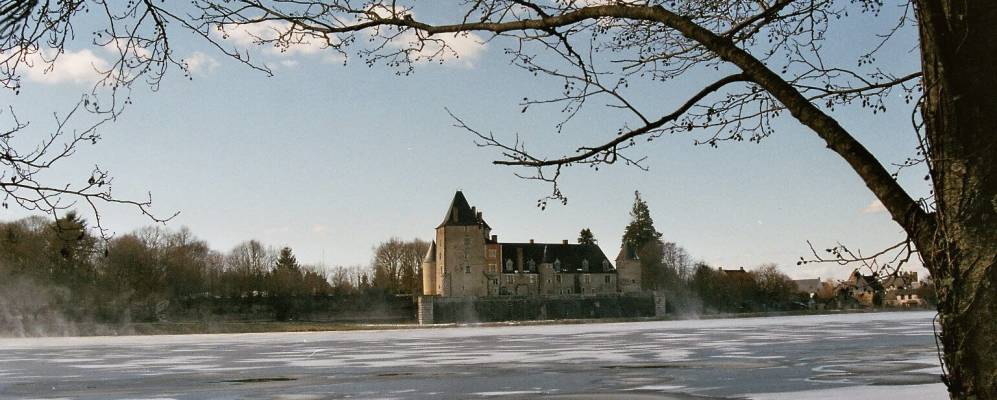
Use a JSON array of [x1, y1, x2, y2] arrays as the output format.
[[0, 311, 946, 399]]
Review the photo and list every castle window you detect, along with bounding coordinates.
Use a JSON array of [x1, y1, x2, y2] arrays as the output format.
[[527, 259, 536, 271], [464, 265, 471, 274], [553, 259, 561, 271], [488, 263, 497, 273], [556, 275, 562, 283], [488, 248, 497, 258], [505, 275, 514, 284], [583, 274, 591, 284], [582, 259, 590, 271], [529, 275, 536, 284], [505, 259, 514, 272], [605, 275, 611, 284], [603, 260, 610, 270]]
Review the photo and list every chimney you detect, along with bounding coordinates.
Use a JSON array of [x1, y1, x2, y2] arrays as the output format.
[[562, 239, 568, 245], [529, 239, 535, 244], [491, 234, 497, 242], [516, 248, 524, 273]]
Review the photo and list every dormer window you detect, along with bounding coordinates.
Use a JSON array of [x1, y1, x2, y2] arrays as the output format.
[[582, 259, 590, 271], [527, 259, 536, 271], [602, 259, 610, 270], [553, 259, 561, 271], [505, 259, 514, 272]]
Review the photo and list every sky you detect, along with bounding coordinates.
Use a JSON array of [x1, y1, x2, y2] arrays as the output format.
[[0, 1, 928, 281]]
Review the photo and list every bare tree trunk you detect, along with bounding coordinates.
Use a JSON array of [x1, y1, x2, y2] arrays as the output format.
[[916, 1, 997, 398]]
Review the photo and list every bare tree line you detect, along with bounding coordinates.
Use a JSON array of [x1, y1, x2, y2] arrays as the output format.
[[0, 212, 427, 327]]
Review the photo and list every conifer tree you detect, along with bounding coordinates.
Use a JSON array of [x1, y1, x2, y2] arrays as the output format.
[[578, 228, 597, 245], [621, 191, 665, 290], [271, 246, 302, 320], [274, 247, 299, 273], [622, 191, 662, 249]]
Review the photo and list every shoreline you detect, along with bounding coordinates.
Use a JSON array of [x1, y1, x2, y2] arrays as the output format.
[[0, 307, 934, 338]]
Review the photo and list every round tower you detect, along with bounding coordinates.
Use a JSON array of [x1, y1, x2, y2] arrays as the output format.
[[421, 241, 438, 295]]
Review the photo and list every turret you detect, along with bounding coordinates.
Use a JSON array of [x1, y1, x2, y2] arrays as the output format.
[[616, 243, 642, 293], [421, 241, 438, 295]]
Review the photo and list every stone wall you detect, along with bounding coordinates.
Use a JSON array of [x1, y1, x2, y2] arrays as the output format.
[[425, 292, 658, 324]]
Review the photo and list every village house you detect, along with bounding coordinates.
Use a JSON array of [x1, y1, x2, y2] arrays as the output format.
[[421, 191, 642, 298], [881, 271, 926, 308], [839, 270, 885, 306]]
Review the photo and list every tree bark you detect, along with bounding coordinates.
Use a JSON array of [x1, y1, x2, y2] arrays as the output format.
[[915, 1, 997, 398]]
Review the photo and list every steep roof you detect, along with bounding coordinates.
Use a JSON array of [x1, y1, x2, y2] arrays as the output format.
[[882, 272, 918, 289], [616, 244, 639, 261], [500, 242, 614, 273], [423, 241, 436, 264], [720, 267, 750, 277], [437, 191, 490, 228]]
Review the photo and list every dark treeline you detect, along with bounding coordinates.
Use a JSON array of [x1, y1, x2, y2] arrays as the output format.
[[621, 192, 806, 314], [0, 213, 428, 331]]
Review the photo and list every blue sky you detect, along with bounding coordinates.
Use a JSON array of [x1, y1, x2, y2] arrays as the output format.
[[0, 2, 927, 280]]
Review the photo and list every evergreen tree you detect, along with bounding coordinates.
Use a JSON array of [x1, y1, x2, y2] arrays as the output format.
[[577, 228, 597, 245], [274, 247, 299, 273], [621, 191, 665, 290], [48, 211, 97, 289], [271, 246, 302, 321], [621, 191, 662, 249]]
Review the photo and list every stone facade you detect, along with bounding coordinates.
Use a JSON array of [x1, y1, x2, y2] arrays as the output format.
[[422, 191, 641, 298], [615, 245, 642, 293]]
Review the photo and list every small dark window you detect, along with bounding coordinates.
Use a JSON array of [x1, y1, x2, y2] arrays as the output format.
[[464, 265, 471, 274]]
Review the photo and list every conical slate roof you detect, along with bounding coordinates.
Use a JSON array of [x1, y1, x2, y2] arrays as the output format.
[[423, 241, 437, 264], [616, 243, 640, 261], [437, 190, 480, 228]]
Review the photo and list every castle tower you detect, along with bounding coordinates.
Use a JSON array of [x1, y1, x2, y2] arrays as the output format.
[[421, 241, 438, 295], [435, 191, 490, 297], [616, 244, 642, 293]]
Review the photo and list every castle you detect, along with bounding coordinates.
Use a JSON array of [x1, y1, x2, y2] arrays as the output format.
[[421, 191, 642, 297]]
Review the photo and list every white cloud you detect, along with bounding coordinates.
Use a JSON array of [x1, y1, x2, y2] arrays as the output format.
[[215, 21, 327, 57], [185, 52, 219, 75], [388, 30, 487, 67], [214, 13, 486, 68], [862, 199, 887, 214], [22, 49, 109, 85]]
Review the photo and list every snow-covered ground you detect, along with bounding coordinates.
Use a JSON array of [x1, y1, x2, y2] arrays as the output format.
[[0, 311, 945, 399]]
